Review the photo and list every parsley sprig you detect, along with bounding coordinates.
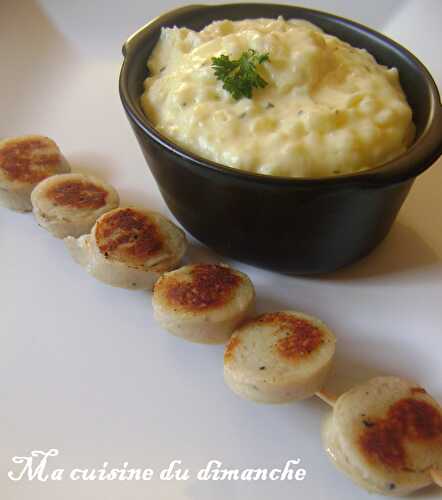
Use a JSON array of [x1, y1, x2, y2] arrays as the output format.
[[211, 49, 270, 100]]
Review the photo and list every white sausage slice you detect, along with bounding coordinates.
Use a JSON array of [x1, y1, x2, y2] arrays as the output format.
[[224, 311, 336, 403], [152, 263, 255, 344], [0, 135, 70, 212], [322, 376, 442, 496], [65, 207, 187, 290], [31, 173, 119, 238]]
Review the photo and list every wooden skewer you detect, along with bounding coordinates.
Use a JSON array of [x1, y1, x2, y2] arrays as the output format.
[[315, 388, 442, 488], [430, 468, 442, 488], [315, 389, 337, 407]]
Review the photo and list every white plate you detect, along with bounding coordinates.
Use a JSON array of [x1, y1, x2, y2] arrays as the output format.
[[1, 1, 441, 499]]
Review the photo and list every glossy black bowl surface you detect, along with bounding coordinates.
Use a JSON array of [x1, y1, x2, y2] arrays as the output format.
[[119, 3, 442, 274]]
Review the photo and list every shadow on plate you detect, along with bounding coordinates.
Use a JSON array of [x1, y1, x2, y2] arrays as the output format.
[[318, 222, 439, 282], [184, 241, 224, 266], [317, 337, 440, 403], [68, 153, 120, 180], [254, 291, 300, 316], [315, 159, 442, 282]]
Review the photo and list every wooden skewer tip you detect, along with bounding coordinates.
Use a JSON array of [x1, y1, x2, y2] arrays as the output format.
[[430, 468, 442, 488], [315, 389, 337, 408]]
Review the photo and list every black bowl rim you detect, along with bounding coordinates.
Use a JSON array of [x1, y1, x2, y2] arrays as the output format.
[[119, 3, 442, 187]]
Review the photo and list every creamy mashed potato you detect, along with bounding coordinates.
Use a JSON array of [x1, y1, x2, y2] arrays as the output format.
[[141, 18, 415, 177]]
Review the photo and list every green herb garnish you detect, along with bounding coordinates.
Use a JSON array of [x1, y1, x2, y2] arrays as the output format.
[[211, 49, 270, 100]]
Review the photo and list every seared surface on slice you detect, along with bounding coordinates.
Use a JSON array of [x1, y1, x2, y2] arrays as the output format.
[[65, 207, 187, 290], [224, 311, 336, 403], [153, 263, 255, 343], [31, 173, 119, 238], [0, 135, 70, 211], [323, 376, 442, 496]]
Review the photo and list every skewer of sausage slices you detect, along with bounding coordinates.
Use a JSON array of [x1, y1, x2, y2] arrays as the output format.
[[3, 135, 440, 497]]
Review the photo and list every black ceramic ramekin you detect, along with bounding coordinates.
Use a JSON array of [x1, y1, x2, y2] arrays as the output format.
[[119, 3, 442, 274]]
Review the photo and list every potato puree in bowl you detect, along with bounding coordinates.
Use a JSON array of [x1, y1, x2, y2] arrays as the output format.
[[141, 17, 415, 177]]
